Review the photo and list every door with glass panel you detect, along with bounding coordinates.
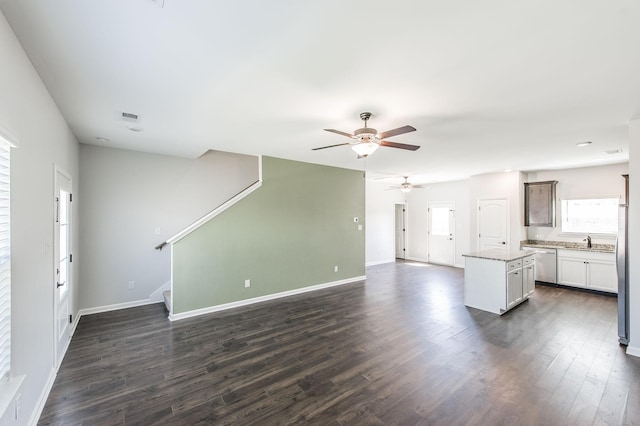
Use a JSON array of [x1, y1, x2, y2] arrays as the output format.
[[428, 202, 455, 265], [54, 167, 72, 366]]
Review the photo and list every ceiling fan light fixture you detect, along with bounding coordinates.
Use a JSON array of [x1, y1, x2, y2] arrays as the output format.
[[400, 184, 412, 193], [352, 141, 379, 157]]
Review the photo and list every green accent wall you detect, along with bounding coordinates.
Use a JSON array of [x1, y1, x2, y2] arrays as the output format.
[[172, 156, 365, 314]]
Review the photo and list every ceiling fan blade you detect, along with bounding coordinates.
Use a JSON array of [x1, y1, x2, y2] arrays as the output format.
[[324, 129, 354, 138], [380, 141, 421, 151], [378, 125, 416, 139], [311, 142, 351, 151]]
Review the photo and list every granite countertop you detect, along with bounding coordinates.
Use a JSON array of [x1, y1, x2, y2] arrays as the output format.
[[520, 240, 615, 253], [463, 249, 532, 262]]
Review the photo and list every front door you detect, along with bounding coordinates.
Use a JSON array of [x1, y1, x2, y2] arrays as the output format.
[[478, 198, 508, 251], [54, 167, 72, 366], [428, 202, 455, 265]]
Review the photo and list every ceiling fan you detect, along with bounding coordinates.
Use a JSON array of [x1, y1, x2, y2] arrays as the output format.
[[313, 112, 420, 157], [389, 176, 426, 193]]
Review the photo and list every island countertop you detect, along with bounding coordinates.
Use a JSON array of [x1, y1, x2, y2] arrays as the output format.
[[462, 249, 532, 262]]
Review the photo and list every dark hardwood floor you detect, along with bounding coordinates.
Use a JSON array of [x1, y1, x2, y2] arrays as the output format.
[[39, 261, 640, 425]]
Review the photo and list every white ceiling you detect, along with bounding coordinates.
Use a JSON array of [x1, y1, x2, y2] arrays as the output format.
[[1, 0, 638, 184]]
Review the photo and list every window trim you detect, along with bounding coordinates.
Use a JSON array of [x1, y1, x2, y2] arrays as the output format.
[[0, 128, 20, 419], [559, 197, 620, 236]]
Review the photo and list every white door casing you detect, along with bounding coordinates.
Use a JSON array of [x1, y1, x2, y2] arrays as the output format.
[[478, 198, 509, 251], [395, 204, 406, 259], [54, 166, 72, 367], [428, 202, 455, 265]]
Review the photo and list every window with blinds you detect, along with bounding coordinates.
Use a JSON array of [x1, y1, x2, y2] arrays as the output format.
[[0, 137, 10, 383]]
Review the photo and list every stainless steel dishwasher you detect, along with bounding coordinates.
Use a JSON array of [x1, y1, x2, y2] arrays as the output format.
[[522, 246, 557, 284]]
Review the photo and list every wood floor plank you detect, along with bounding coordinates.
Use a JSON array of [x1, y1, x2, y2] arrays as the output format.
[[37, 262, 640, 425]]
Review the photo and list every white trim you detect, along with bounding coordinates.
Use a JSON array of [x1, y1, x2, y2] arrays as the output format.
[[167, 180, 262, 245], [627, 345, 640, 358], [169, 275, 366, 322], [0, 374, 24, 422], [167, 155, 263, 245], [28, 370, 55, 426], [406, 256, 429, 263], [366, 259, 396, 267], [52, 165, 73, 371], [149, 280, 171, 303], [0, 122, 19, 148], [77, 298, 159, 317]]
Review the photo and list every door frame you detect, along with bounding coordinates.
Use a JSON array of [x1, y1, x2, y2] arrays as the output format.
[[53, 165, 73, 368], [427, 201, 456, 266], [394, 202, 407, 260]]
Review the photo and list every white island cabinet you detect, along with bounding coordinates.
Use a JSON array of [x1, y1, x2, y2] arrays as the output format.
[[463, 250, 535, 315], [557, 249, 617, 293]]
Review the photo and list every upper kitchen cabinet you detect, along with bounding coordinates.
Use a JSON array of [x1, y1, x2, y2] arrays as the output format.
[[524, 181, 558, 227]]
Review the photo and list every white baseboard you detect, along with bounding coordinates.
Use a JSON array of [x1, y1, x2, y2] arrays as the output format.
[[77, 298, 160, 317], [149, 281, 171, 303], [405, 256, 429, 263], [170, 275, 366, 322], [366, 259, 396, 267], [626, 344, 640, 358], [28, 369, 55, 426]]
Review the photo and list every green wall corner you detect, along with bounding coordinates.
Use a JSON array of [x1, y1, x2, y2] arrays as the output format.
[[172, 156, 366, 314]]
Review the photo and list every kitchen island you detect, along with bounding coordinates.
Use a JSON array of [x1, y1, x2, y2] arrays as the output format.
[[463, 249, 535, 315]]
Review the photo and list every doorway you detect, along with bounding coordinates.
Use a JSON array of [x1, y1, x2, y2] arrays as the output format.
[[54, 166, 72, 367], [395, 204, 406, 259], [428, 202, 455, 265], [478, 198, 508, 251]]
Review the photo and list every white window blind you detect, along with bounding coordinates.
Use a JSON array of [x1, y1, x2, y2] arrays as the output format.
[[0, 138, 10, 383]]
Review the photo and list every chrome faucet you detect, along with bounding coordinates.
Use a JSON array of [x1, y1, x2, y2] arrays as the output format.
[[583, 235, 592, 249]]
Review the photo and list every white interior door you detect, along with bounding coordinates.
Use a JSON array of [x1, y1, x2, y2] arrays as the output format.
[[54, 167, 72, 366], [478, 198, 508, 251], [395, 204, 406, 259], [428, 202, 455, 265]]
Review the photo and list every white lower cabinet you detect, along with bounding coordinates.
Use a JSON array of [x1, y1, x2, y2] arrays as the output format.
[[464, 254, 536, 315], [507, 268, 523, 309], [557, 249, 617, 293], [523, 263, 535, 297]]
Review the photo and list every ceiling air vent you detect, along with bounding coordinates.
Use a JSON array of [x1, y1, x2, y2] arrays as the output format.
[[121, 112, 139, 122]]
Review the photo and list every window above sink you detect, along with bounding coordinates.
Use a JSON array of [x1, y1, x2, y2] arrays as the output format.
[[561, 198, 619, 235]]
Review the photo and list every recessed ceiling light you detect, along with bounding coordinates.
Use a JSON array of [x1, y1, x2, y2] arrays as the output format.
[[576, 141, 592, 147], [604, 149, 622, 155], [129, 127, 144, 132], [96, 137, 109, 143]]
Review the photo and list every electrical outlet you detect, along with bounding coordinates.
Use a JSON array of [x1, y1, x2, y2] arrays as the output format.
[[128, 281, 135, 289], [244, 279, 251, 288], [334, 266, 339, 272]]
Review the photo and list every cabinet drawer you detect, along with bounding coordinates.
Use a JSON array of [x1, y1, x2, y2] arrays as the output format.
[[522, 255, 535, 266], [507, 259, 522, 271]]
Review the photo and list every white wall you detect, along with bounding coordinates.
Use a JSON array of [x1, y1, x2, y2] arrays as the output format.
[[405, 180, 470, 266], [628, 120, 639, 356], [365, 180, 405, 266], [79, 145, 258, 310], [469, 171, 527, 252], [0, 10, 80, 425], [526, 163, 629, 245]]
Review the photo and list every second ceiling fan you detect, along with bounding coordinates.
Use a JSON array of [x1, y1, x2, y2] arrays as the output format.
[[313, 112, 420, 157]]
